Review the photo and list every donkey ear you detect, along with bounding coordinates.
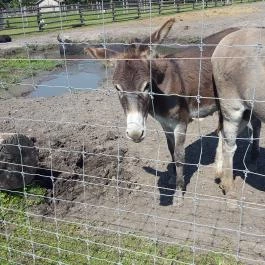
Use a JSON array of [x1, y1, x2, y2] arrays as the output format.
[[84, 47, 119, 59], [143, 18, 175, 44]]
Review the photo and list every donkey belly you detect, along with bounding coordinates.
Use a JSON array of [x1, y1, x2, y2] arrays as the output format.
[[190, 102, 217, 119]]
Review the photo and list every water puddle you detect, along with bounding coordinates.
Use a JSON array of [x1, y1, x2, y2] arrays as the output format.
[[31, 61, 105, 97], [29, 44, 179, 98]]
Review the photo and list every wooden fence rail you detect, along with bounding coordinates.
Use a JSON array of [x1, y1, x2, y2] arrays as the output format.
[[0, 0, 260, 35]]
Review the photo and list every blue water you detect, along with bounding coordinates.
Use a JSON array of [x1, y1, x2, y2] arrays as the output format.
[[31, 61, 105, 97]]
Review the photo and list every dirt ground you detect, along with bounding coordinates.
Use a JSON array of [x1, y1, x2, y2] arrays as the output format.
[[1, 2, 265, 54], [0, 2, 265, 264]]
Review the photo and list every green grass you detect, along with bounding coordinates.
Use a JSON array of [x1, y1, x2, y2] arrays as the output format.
[[0, 188, 243, 265], [0, 57, 63, 96]]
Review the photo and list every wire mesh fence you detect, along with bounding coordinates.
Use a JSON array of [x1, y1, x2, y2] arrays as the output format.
[[0, 1, 265, 265]]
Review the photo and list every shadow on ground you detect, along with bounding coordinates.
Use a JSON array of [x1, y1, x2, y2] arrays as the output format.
[[144, 129, 265, 206]]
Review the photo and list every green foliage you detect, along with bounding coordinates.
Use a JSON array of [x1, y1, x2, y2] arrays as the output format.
[[0, 57, 63, 94], [0, 0, 36, 8], [0, 187, 243, 265]]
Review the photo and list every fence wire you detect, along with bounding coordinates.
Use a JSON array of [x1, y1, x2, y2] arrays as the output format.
[[0, 1, 265, 265]]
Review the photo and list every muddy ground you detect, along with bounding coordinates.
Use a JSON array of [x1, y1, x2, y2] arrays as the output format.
[[0, 2, 265, 264]]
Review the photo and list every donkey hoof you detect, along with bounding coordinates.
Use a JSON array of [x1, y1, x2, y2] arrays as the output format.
[[219, 183, 228, 195], [176, 178, 185, 191], [173, 198, 184, 207], [173, 190, 184, 207], [218, 181, 234, 195]]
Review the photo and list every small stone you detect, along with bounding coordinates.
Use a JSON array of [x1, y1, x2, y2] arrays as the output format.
[[105, 131, 118, 141]]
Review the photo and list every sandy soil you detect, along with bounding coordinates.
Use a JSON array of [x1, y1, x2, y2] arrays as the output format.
[[0, 2, 265, 264]]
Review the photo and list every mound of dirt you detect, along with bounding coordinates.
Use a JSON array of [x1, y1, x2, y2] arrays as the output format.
[[35, 129, 135, 217]]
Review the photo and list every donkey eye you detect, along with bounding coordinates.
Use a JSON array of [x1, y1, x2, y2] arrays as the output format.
[[115, 84, 123, 92], [143, 83, 150, 92], [114, 85, 121, 92]]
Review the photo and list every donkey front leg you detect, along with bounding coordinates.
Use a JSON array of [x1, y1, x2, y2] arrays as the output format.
[[163, 126, 176, 186], [172, 122, 187, 191]]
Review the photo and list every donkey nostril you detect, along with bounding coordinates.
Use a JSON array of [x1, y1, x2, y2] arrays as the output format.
[[140, 130, 144, 138]]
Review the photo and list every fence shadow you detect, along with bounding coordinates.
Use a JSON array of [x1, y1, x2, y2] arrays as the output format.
[[143, 128, 265, 206]]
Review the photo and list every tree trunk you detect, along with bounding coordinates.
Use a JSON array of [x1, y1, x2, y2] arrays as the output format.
[[0, 133, 38, 190]]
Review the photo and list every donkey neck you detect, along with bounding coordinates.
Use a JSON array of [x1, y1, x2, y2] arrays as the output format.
[[148, 58, 217, 121]]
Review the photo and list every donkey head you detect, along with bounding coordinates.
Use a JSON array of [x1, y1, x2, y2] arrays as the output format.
[[85, 18, 175, 142]]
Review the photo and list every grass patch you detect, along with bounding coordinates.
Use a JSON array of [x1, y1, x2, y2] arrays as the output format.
[[0, 57, 63, 97], [0, 188, 243, 265]]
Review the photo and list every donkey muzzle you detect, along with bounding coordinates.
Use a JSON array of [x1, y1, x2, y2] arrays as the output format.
[[126, 112, 146, 142], [126, 123, 145, 142]]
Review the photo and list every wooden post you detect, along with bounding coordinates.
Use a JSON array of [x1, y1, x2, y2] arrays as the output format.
[[111, 0, 115, 21], [0, 11, 4, 30], [158, 0, 162, 14], [36, 7, 42, 31], [78, 2, 84, 24], [0, 133, 38, 190], [176, 1, 180, 12], [137, 0, 140, 18]]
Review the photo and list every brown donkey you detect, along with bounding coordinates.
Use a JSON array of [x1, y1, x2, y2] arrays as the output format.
[[69, 20, 260, 192]]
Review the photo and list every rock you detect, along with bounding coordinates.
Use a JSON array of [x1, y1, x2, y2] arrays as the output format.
[[0, 35, 12, 43], [105, 131, 118, 141], [0, 133, 38, 190]]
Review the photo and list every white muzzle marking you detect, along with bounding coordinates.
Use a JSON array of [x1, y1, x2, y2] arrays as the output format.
[[126, 112, 145, 142]]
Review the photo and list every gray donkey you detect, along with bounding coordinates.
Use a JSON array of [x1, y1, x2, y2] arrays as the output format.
[[212, 28, 264, 194]]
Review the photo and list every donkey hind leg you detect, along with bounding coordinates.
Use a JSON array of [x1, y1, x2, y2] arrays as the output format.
[[217, 111, 243, 194], [237, 114, 261, 169], [215, 130, 224, 178], [240, 111, 261, 162]]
